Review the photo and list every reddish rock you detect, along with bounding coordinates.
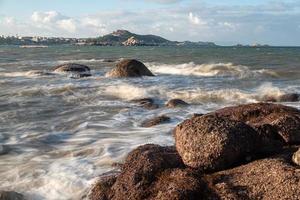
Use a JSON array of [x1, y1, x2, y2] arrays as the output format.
[[105, 59, 154, 78], [174, 114, 258, 172], [204, 152, 300, 200], [215, 103, 300, 144]]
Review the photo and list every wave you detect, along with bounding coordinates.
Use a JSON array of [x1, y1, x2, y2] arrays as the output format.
[[146, 62, 279, 78], [104, 83, 291, 104]]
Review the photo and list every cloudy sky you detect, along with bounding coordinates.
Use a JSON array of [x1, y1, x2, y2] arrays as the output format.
[[0, 0, 300, 45]]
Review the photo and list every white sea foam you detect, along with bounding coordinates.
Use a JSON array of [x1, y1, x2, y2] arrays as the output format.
[[146, 62, 278, 78]]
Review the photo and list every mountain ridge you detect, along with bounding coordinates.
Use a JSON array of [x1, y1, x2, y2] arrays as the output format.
[[87, 30, 217, 46]]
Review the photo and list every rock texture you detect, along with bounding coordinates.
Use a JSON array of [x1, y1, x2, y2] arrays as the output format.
[[166, 99, 189, 108], [215, 103, 300, 144], [53, 63, 91, 77], [141, 115, 170, 127], [105, 59, 154, 78], [292, 148, 300, 166], [0, 191, 25, 200], [174, 114, 258, 172], [204, 152, 300, 200]]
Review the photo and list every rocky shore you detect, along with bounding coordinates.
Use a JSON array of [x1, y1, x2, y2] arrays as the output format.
[[4, 59, 300, 199], [86, 102, 300, 200]]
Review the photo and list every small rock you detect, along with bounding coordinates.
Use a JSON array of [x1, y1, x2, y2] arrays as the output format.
[[166, 99, 189, 108], [175, 114, 258, 172], [0, 191, 25, 200], [130, 98, 159, 110], [0, 145, 9, 155], [292, 148, 300, 166], [141, 115, 170, 127], [263, 93, 299, 102], [105, 59, 154, 78]]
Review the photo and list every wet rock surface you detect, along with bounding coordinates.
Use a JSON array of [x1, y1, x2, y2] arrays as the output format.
[[0, 145, 9, 155], [0, 191, 25, 200], [166, 99, 189, 108], [215, 103, 300, 144], [53, 63, 91, 77], [105, 59, 155, 78], [204, 151, 300, 200], [141, 115, 171, 127], [174, 114, 258, 171]]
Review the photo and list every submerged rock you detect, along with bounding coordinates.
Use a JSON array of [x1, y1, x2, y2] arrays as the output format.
[[26, 70, 54, 76], [166, 99, 189, 108], [174, 114, 258, 172], [53, 63, 91, 77], [130, 98, 159, 110], [215, 103, 300, 144], [0, 191, 25, 200], [292, 148, 300, 166], [105, 59, 155, 78], [0, 145, 9, 155], [204, 152, 300, 200], [263, 93, 300, 102], [141, 115, 170, 127]]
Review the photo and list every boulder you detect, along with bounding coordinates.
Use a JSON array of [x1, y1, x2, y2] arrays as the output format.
[[174, 114, 258, 172], [105, 59, 154, 78], [88, 171, 120, 200], [53, 63, 91, 77], [106, 144, 185, 199], [141, 115, 170, 127], [203, 152, 300, 200], [166, 99, 189, 108], [131, 98, 159, 110], [0, 191, 25, 200], [292, 148, 300, 166], [215, 103, 300, 144]]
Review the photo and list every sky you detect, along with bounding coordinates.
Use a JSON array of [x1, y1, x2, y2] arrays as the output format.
[[0, 0, 300, 45]]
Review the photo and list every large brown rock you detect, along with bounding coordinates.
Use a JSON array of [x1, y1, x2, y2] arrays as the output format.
[[105, 59, 154, 78], [0, 191, 25, 200], [90, 144, 189, 200], [204, 151, 300, 200], [174, 114, 258, 172], [53, 63, 91, 77], [215, 103, 300, 144]]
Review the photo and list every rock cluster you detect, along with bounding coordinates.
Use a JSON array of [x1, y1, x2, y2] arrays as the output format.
[[88, 103, 300, 200]]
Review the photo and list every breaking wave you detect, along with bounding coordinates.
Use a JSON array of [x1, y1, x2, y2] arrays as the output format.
[[147, 62, 279, 78]]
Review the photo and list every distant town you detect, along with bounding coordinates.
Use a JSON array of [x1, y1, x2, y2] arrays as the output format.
[[0, 30, 269, 47]]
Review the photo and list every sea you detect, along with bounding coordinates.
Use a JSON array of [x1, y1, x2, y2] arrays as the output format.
[[0, 45, 300, 199]]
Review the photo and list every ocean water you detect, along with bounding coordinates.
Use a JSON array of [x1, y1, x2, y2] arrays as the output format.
[[0, 45, 300, 199]]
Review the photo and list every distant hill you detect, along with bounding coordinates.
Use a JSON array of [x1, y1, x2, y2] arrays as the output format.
[[87, 30, 217, 47]]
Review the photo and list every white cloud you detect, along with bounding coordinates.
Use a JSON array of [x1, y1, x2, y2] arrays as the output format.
[[31, 11, 66, 23], [57, 19, 77, 33], [188, 12, 207, 25]]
